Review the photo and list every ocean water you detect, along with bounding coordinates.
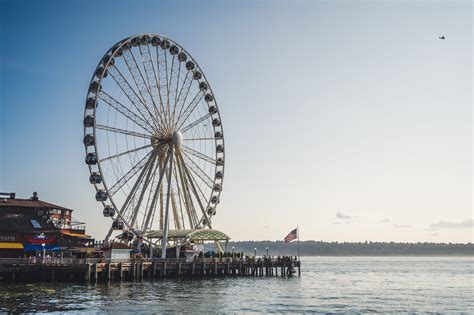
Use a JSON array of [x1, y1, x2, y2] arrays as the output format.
[[0, 256, 472, 313]]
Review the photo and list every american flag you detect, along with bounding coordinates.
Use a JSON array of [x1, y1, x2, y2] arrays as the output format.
[[284, 228, 298, 243]]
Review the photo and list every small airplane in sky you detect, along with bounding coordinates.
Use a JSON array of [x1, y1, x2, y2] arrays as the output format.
[[439, 35, 446, 40]]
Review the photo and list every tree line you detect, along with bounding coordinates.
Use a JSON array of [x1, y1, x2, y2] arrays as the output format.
[[222, 240, 474, 256]]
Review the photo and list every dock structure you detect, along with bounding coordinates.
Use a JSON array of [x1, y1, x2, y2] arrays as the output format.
[[0, 257, 301, 283]]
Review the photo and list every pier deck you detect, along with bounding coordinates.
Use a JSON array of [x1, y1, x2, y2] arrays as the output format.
[[0, 257, 301, 283]]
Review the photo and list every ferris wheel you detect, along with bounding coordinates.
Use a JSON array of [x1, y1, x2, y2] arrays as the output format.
[[83, 34, 225, 255]]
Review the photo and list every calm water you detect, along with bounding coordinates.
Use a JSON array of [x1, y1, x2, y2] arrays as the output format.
[[1, 256, 473, 313]]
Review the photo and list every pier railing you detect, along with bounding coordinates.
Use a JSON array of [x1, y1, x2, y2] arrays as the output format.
[[0, 257, 298, 267]]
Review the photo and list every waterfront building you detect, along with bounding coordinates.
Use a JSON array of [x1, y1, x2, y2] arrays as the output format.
[[0, 192, 94, 258]]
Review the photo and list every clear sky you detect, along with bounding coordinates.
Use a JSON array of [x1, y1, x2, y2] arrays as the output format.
[[0, 0, 472, 242]]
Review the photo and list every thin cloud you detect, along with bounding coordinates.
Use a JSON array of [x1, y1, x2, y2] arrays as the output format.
[[393, 224, 413, 228], [429, 219, 473, 229], [336, 211, 353, 219], [378, 218, 392, 223]]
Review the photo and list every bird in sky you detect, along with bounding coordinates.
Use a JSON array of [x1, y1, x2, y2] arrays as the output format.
[[439, 35, 446, 40]]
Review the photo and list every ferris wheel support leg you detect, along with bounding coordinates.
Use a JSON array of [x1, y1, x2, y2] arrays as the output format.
[[177, 152, 212, 229], [214, 241, 224, 254], [142, 151, 171, 231], [161, 145, 174, 259]]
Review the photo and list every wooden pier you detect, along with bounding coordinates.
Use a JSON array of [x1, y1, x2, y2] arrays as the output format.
[[0, 257, 301, 283]]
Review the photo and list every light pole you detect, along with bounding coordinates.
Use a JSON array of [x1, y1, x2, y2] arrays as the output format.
[[41, 243, 45, 263], [266, 247, 269, 257], [254, 247, 257, 258]]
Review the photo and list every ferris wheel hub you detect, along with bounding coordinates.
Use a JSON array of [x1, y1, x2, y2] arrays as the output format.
[[150, 130, 183, 150], [172, 130, 183, 149]]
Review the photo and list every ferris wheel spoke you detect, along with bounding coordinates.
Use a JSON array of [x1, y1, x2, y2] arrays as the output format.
[[156, 46, 171, 130], [163, 50, 171, 124], [137, 44, 168, 128], [175, 152, 198, 228], [182, 151, 214, 188], [177, 152, 212, 228], [180, 113, 211, 134], [99, 144, 151, 165], [183, 137, 215, 141], [173, 72, 193, 127], [129, 154, 158, 228], [181, 145, 216, 164], [186, 168, 211, 218], [175, 92, 205, 130], [170, 60, 182, 126], [105, 150, 157, 240], [168, 176, 182, 230], [99, 91, 155, 134], [139, 160, 159, 231], [96, 124, 153, 139], [161, 144, 175, 258], [108, 150, 153, 197], [122, 50, 163, 130], [167, 55, 176, 123], [156, 46, 171, 127], [173, 164, 186, 229], [120, 153, 157, 225], [107, 65, 161, 132], [145, 44, 168, 128]]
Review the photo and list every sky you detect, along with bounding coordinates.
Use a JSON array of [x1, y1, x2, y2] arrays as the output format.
[[0, 0, 472, 242]]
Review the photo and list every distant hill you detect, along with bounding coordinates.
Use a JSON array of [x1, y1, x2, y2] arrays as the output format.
[[222, 240, 474, 256]]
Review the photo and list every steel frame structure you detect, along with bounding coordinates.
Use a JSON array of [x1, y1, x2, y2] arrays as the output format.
[[83, 34, 225, 257]]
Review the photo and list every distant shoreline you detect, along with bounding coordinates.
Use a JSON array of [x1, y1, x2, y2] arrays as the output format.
[[225, 241, 474, 256], [298, 254, 474, 257]]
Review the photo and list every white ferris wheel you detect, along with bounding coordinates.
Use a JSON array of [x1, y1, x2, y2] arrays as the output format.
[[83, 34, 225, 257]]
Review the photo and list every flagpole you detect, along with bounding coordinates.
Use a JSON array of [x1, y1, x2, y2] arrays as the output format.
[[297, 225, 300, 261]]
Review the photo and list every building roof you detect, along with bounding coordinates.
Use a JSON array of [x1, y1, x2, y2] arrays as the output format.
[[0, 198, 73, 212]]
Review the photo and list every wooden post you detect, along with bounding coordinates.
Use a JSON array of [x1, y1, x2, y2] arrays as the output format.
[[298, 262, 301, 277], [107, 264, 111, 281], [162, 261, 167, 277], [140, 263, 144, 279], [153, 262, 156, 278], [178, 262, 182, 276], [192, 262, 195, 276], [86, 264, 91, 283], [94, 263, 98, 282], [202, 261, 206, 276], [119, 263, 123, 281], [226, 262, 230, 275], [214, 261, 217, 276]]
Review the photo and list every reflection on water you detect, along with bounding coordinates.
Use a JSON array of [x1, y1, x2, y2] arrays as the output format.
[[0, 257, 473, 313]]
